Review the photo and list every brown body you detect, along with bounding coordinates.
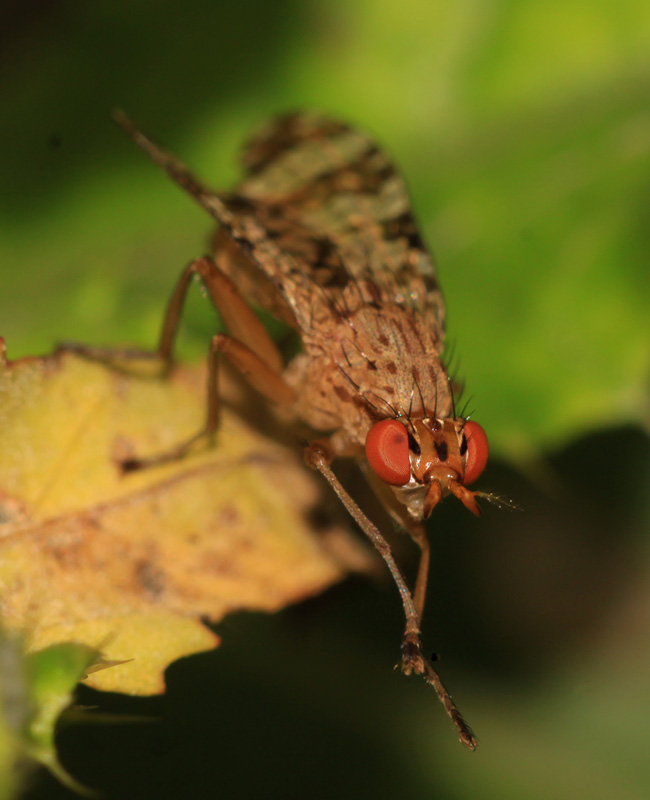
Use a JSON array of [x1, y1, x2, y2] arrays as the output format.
[[107, 111, 490, 748], [218, 226, 452, 446]]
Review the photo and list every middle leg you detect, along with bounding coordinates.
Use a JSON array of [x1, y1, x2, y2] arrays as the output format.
[[123, 330, 295, 471]]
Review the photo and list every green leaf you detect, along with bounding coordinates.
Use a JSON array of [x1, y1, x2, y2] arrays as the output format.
[[23, 643, 101, 795]]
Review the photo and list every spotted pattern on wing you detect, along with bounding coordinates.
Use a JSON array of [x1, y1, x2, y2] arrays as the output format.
[[227, 113, 445, 342]]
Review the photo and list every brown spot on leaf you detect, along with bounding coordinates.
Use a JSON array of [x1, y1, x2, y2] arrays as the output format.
[[136, 560, 166, 599]]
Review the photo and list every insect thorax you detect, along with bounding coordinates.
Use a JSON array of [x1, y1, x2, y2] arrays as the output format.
[[285, 302, 453, 455]]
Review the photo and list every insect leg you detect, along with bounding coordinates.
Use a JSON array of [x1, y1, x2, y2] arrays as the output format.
[[61, 253, 283, 374], [304, 442, 422, 637], [305, 443, 477, 750], [407, 523, 431, 621], [123, 331, 294, 471], [59, 257, 211, 369], [159, 256, 284, 374], [58, 260, 202, 369]]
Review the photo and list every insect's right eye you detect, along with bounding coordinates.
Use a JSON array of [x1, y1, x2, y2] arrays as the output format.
[[462, 420, 489, 485], [365, 419, 411, 485]]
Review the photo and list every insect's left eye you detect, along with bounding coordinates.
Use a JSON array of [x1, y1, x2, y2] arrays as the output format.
[[365, 419, 411, 486], [462, 420, 489, 485]]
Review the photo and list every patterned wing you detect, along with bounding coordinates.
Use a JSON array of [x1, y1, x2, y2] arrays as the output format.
[[113, 110, 445, 343], [230, 113, 445, 339]]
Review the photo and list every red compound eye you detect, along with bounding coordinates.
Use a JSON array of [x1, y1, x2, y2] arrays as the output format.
[[365, 419, 411, 485], [462, 420, 489, 485]]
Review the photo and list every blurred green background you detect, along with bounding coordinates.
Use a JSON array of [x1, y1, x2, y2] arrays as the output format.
[[2, 1, 650, 798]]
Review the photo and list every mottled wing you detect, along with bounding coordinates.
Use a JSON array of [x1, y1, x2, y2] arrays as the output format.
[[228, 113, 445, 339], [113, 110, 445, 342]]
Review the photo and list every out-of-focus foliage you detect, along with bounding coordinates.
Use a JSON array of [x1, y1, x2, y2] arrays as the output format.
[[1, 0, 649, 798], [22, 642, 102, 793], [0, 635, 101, 795]]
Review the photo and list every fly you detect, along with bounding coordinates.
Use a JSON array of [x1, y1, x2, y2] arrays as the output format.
[[76, 111, 515, 749]]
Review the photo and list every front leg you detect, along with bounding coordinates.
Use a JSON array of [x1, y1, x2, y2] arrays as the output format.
[[305, 442, 422, 646], [305, 442, 477, 750], [306, 444, 427, 673]]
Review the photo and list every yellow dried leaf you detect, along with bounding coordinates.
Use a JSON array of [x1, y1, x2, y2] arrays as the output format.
[[0, 343, 360, 694]]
